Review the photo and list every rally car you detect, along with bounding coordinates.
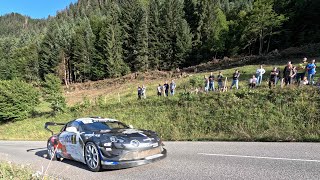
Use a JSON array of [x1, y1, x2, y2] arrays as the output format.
[[45, 117, 166, 172]]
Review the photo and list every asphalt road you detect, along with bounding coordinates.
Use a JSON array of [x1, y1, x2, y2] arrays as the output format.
[[0, 141, 319, 180]]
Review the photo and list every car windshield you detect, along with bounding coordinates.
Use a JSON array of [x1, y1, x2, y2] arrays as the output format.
[[81, 121, 129, 131]]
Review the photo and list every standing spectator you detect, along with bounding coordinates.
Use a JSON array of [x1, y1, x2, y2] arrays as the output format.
[[306, 59, 317, 85], [296, 57, 308, 85], [249, 75, 257, 88], [256, 65, 266, 86], [170, 80, 176, 96], [157, 84, 162, 97], [283, 61, 293, 85], [137, 86, 142, 100], [204, 76, 209, 92], [164, 81, 169, 96], [208, 72, 215, 91], [217, 71, 224, 90], [269, 67, 278, 88], [230, 69, 240, 89], [141, 85, 146, 99]]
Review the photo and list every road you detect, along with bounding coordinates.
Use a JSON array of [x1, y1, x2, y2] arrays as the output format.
[[0, 141, 319, 180]]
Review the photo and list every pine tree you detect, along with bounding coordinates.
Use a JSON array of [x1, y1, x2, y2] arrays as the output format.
[[134, 6, 149, 71], [99, 1, 129, 78], [119, 0, 140, 70], [195, 0, 229, 61], [38, 21, 61, 80], [71, 17, 96, 82], [148, 0, 162, 70], [160, 0, 192, 69]]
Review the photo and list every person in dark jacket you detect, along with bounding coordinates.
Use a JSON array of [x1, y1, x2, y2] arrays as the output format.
[[283, 61, 293, 85], [164, 81, 169, 96], [230, 69, 240, 89]]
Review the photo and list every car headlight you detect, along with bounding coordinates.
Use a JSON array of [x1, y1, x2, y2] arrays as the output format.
[[130, 140, 140, 147], [110, 136, 117, 142]]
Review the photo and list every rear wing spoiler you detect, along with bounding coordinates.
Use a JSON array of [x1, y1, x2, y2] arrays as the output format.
[[44, 122, 66, 135]]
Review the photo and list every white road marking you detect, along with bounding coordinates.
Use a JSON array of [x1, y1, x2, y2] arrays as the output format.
[[198, 153, 320, 163]]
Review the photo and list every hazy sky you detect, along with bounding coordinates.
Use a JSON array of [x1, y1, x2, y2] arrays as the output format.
[[0, 0, 78, 19]]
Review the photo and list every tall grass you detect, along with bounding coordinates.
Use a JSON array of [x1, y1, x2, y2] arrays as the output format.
[[0, 161, 38, 179]]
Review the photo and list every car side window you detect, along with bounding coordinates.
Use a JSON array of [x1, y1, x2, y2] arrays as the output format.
[[70, 121, 80, 132]]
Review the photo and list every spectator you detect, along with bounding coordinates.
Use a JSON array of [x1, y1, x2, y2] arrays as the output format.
[[157, 84, 162, 97], [208, 72, 215, 91], [137, 86, 142, 99], [204, 76, 209, 92], [230, 69, 240, 90], [296, 57, 308, 85], [306, 59, 317, 85], [142, 85, 146, 99], [217, 71, 224, 90], [283, 61, 293, 85], [170, 80, 176, 95], [269, 67, 278, 89], [275, 67, 281, 85], [300, 76, 309, 86], [164, 81, 169, 96], [256, 65, 266, 86], [249, 75, 257, 88]]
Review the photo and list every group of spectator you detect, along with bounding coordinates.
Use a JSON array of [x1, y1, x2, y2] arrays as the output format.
[[138, 57, 317, 99], [137, 85, 147, 99], [203, 57, 318, 91], [137, 80, 177, 99], [157, 80, 176, 97], [258, 58, 317, 89], [204, 69, 241, 91]]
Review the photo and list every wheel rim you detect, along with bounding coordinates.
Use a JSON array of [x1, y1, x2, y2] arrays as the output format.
[[47, 142, 55, 159], [85, 143, 99, 169]]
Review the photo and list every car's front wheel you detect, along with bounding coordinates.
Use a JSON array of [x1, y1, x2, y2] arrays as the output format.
[[84, 142, 101, 172]]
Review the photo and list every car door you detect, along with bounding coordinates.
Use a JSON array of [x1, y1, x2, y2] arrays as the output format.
[[59, 121, 84, 163]]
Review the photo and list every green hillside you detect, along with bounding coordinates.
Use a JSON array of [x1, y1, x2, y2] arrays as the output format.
[[0, 60, 319, 142]]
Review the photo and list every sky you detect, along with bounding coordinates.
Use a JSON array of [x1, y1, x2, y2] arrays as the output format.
[[0, 0, 78, 19]]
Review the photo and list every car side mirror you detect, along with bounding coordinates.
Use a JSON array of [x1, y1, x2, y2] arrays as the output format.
[[66, 127, 78, 133], [129, 125, 134, 129]]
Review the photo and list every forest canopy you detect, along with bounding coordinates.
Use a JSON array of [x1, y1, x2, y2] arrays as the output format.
[[0, 0, 319, 84]]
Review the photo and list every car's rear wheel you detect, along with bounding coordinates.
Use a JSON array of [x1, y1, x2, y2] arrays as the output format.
[[47, 141, 57, 161], [85, 142, 101, 172]]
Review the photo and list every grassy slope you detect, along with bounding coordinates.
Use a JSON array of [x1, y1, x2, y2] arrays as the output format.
[[0, 58, 319, 141]]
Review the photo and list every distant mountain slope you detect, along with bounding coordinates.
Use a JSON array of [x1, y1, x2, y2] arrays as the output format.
[[0, 13, 47, 37]]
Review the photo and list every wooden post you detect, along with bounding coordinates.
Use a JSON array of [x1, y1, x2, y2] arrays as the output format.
[[223, 77, 228, 92], [118, 93, 121, 103]]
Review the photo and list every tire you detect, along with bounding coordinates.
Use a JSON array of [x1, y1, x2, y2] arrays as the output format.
[[47, 141, 57, 161], [84, 142, 101, 172]]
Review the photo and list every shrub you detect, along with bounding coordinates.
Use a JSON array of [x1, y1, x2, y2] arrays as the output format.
[[42, 74, 66, 115], [0, 79, 40, 122]]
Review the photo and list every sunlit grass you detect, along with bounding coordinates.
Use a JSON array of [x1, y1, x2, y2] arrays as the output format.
[[0, 58, 319, 141]]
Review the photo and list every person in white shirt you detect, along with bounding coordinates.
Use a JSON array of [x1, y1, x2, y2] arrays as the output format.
[[249, 75, 257, 88], [300, 76, 309, 86], [256, 65, 266, 86]]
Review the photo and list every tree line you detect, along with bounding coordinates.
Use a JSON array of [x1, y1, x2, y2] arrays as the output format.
[[0, 0, 319, 84]]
